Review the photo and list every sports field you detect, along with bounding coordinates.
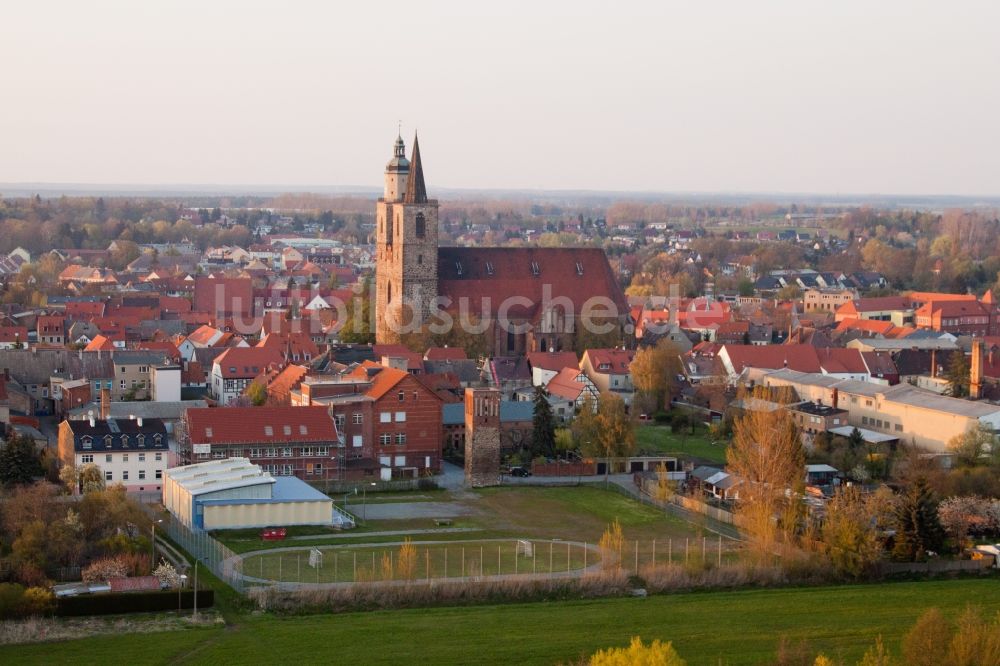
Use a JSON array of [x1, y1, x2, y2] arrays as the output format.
[[4, 578, 998, 664]]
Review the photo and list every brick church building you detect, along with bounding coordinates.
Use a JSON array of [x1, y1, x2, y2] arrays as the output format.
[[374, 134, 628, 355]]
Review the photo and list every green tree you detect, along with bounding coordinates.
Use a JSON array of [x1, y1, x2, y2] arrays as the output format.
[[944, 351, 970, 398], [531, 387, 556, 458], [848, 427, 865, 452], [245, 381, 268, 407], [948, 423, 996, 467], [892, 476, 945, 561], [631, 338, 680, 411], [0, 433, 42, 486], [572, 395, 600, 452], [821, 486, 883, 579], [594, 392, 636, 476], [339, 278, 374, 344]]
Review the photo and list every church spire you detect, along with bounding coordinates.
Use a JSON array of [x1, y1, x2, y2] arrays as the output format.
[[404, 132, 427, 204]]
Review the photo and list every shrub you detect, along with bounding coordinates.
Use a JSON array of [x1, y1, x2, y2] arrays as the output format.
[[653, 411, 671, 425], [0, 584, 54, 619], [588, 637, 686, 666], [249, 573, 629, 614], [19, 588, 54, 617]]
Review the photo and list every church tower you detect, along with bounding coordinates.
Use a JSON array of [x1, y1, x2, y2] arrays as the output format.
[[375, 133, 439, 343]]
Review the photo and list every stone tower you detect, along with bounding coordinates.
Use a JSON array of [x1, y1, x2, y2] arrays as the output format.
[[375, 133, 439, 344], [464, 387, 501, 488]]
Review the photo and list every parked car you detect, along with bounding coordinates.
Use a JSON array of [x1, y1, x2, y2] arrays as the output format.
[[509, 466, 532, 477]]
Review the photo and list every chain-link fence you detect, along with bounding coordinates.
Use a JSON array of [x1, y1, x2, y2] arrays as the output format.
[[142, 503, 245, 594]]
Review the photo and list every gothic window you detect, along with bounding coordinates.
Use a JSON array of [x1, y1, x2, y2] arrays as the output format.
[[388, 281, 393, 304], [415, 213, 426, 238], [386, 217, 393, 244]]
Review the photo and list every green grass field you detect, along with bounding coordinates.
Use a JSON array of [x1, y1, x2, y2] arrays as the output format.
[[6, 578, 998, 665], [635, 425, 727, 464], [241, 539, 594, 583]]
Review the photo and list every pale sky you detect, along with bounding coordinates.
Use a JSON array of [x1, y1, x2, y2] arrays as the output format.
[[2, 1, 999, 195]]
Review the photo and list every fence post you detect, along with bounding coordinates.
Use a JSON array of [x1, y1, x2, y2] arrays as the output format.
[[634, 540, 638, 573], [278, 555, 282, 582], [702, 537, 706, 564], [444, 549, 448, 579], [461, 547, 465, 579], [566, 541, 570, 573], [480, 547, 484, 577], [426, 549, 430, 581], [718, 535, 722, 567], [668, 538, 672, 563], [498, 545, 501, 577], [584, 543, 587, 570], [652, 539, 656, 567], [549, 542, 553, 576], [353, 552, 357, 582], [685, 538, 689, 563]]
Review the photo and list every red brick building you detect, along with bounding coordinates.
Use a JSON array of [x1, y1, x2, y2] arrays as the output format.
[[182, 406, 342, 481], [290, 362, 444, 480]]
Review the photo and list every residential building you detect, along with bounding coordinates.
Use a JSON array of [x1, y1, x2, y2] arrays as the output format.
[[581, 348, 635, 401], [58, 415, 171, 493]]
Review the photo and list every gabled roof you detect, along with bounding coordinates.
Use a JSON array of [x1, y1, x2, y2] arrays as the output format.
[[526, 350, 580, 373], [545, 367, 592, 401], [424, 346, 468, 361], [185, 406, 338, 445], [436, 246, 627, 318], [84, 335, 117, 352], [584, 348, 635, 374], [212, 346, 284, 379]]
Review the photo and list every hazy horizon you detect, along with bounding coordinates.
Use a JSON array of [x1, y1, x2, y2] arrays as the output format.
[[3, 1, 999, 196]]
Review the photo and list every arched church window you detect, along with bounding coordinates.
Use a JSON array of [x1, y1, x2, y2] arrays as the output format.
[[387, 281, 393, 304], [415, 213, 426, 238]]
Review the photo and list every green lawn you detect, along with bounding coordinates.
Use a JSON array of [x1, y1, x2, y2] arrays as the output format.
[[635, 425, 728, 464], [242, 539, 594, 583], [6, 578, 999, 664]]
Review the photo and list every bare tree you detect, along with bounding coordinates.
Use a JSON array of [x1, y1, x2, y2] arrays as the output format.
[[726, 407, 805, 558]]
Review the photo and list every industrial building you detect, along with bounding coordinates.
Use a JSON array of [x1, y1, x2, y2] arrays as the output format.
[[162, 458, 345, 530]]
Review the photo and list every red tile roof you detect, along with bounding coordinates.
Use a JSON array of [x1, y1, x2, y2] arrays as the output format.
[[108, 576, 162, 593], [193, 277, 253, 316], [424, 346, 468, 361], [186, 405, 339, 444], [136, 340, 181, 361], [526, 351, 579, 372], [64, 301, 106, 319], [0, 326, 28, 344], [84, 335, 116, 352], [436, 247, 627, 318], [545, 367, 591, 401], [212, 346, 284, 379], [586, 348, 635, 374]]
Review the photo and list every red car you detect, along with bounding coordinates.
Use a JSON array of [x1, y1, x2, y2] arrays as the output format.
[[260, 527, 287, 541]]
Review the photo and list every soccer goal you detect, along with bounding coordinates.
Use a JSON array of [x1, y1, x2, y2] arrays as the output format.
[[516, 540, 533, 558], [308, 548, 323, 569]]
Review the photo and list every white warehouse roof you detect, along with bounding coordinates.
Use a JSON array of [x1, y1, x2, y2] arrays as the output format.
[[163, 457, 275, 497]]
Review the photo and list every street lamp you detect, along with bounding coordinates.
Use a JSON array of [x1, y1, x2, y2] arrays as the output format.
[[178, 574, 187, 614], [362, 482, 376, 523]]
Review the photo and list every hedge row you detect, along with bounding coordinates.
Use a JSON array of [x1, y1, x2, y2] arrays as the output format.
[[56, 589, 214, 616]]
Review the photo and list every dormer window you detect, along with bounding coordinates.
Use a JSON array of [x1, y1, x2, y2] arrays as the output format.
[[575, 262, 584, 276], [415, 213, 426, 238], [486, 262, 494, 276], [455, 261, 463, 276], [530, 261, 540, 276], [105, 435, 114, 447], [153, 434, 162, 445], [137, 435, 145, 447]]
